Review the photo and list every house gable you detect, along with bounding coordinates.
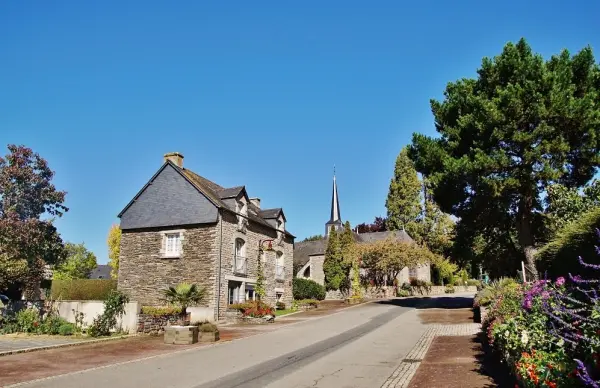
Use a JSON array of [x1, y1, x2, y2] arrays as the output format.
[[119, 163, 218, 230]]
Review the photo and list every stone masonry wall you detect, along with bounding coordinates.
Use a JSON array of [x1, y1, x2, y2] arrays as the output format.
[[137, 313, 180, 335], [118, 225, 219, 309], [217, 211, 294, 318]]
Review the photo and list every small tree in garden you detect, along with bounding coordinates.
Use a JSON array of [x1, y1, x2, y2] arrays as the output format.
[[255, 253, 266, 300], [88, 290, 129, 337], [163, 283, 206, 320], [323, 227, 346, 290], [107, 224, 121, 279], [53, 242, 97, 280]]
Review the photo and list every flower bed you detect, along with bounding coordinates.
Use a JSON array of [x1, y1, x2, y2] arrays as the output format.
[[226, 301, 275, 324], [478, 240, 600, 387]]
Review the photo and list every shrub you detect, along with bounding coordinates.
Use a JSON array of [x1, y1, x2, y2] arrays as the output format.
[[445, 285, 455, 294], [51, 279, 117, 300], [295, 299, 319, 307], [198, 323, 218, 332], [40, 314, 70, 335], [466, 279, 481, 287], [233, 301, 274, 317], [397, 289, 410, 297], [88, 290, 129, 337], [15, 308, 40, 333], [292, 278, 326, 300], [275, 302, 286, 310], [58, 323, 74, 336], [140, 306, 182, 316]]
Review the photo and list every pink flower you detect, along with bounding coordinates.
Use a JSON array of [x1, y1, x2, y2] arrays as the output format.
[[524, 299, 533, 309], [555, 277, 565, 286]]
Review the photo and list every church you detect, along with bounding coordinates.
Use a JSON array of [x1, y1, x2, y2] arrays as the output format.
[[293, 173, 431, 295]]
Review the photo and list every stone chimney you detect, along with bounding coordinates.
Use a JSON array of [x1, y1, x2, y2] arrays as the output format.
[[249, 197, 261, 209], [164, 152, 184, 168]]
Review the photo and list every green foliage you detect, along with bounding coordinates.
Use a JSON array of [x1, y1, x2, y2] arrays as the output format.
[[292, 278, 326, 300], [140, 306, 182, 316], [58, 323, 74, 336], [197, 322, 218, 333], [294, 299, 320, 307], [323, 227, 346, 290], [15, 308, 40, 333], [396, 289, 411, 297], [537, 207, 600, 278], [51, 279, 117, 300], [88, 290, 129, 337], [409, 39, 600, 279], [544, 181, 600, 235], [255, 253, 266, 300], [466, 279, 481, 287], [40, 314, 70, 335], [301, 235, 323, 242], [432, 257, 458, 286], [0, 145, 68, 295], [53, 242, 98, 280], [107, 224, 121, 279], [162, 283, 206, 312], [445, 285, 455, 294], [386, 147, 422, 232], [275, 301, 286, 310]]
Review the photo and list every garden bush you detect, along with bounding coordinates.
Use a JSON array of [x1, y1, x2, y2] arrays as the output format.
[[228, 301, 274, 317], [294, 299, 319, 307], [88, 290, 129, 337], [51, 279, 117, 300], [275, 302, 286, 310], [396, 289, 410, 297], [58, 323, 74, 336], [482, 230, 600, 387], [466, 279, 481, 287], [198, 322, 218, 332], [292, 278, 326, 300], [140, 306, 182, 316], [444, 285, 455, 294]]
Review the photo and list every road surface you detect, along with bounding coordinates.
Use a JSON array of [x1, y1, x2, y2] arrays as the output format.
[[11, 295, 472, 388]]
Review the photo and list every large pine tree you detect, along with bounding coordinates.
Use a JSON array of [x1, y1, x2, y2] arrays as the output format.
[[386, 147, 422, 233]]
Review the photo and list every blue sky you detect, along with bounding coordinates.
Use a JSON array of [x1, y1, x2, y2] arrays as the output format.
[[1, 1, 599, 264]]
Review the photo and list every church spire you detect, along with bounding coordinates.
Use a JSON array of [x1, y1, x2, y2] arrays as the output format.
[[326, 167, 342, 236]]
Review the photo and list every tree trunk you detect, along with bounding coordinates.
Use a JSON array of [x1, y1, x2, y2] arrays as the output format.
[[517, 198, 539, 281]]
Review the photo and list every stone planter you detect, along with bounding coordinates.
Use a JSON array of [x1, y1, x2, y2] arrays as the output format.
[[164, 325, 199, 345], [199, 331, 220, 343], [345, 297, 363, 305]]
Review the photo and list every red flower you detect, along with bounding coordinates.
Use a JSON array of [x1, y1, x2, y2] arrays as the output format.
[[546, 381, 557, 388], [33, 322, 39, 327]]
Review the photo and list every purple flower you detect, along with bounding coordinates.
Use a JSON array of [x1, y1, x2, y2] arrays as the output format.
[[523, 298, 533, 310], [541, 291, 550, 299], [556, 277, 565, 286]]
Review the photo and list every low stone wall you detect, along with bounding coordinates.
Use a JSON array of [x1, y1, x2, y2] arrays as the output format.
[[325, 289, 346, 300], [137, 313, 180, 335], [363, 286, 396, 299], [296, 304, 317, 311], [224, 309, 274, 324], [411, 285, 477, 295]]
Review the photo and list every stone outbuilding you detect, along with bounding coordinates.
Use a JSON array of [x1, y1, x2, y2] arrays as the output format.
[[117, 153, 294, 320]]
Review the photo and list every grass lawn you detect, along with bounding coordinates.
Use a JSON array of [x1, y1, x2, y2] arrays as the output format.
[[275, 309, 295, 316]]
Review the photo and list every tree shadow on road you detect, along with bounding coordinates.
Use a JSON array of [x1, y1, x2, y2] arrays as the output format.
[[374, 295, 474, 309]]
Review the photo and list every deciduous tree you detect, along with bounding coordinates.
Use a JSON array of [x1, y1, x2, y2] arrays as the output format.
[[323, 227, 345, 290], [53, 242, 98, 280], [410, 39, 600, 279], [107, 224, 121, 279], [0, 145, 68, 295]]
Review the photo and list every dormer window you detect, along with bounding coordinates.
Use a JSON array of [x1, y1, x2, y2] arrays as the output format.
[[236, 197, 247, 216], [236, 197, 248, 232], [276, 216, 284, 240]]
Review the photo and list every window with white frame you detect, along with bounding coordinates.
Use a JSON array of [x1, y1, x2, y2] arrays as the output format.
[[163, 232, 182, 257], [275, 251, 284, 280]]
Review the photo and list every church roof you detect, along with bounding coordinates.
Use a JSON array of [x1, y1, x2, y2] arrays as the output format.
[[293, 230, 414, 268]]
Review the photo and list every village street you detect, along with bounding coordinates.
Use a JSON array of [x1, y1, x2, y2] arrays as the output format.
[[5, 293, 478, 388]]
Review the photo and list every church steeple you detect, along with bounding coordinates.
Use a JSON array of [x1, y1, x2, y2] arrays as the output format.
[[325, 168, 342, 237]]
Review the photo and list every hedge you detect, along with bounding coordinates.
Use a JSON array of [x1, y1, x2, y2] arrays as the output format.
[[292, 278, 326, 300], [537, 207, 600, 278], [50, 279, 117, 300]]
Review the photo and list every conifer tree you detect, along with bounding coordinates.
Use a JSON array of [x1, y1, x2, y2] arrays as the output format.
[[386, 147, 422, 233], [323, 226, 345, 290]]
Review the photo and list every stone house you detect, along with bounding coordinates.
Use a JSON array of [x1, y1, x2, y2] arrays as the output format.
[[294, 174, 430, 295], [117, 153, 294, 320]]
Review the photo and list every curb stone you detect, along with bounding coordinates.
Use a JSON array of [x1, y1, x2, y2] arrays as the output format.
[[0, 334, 136, 357]]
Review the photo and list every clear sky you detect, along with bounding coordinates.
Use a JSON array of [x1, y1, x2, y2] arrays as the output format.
[[1, 1, 599, 264]]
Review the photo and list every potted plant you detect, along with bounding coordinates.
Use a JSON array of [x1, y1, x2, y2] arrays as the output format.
[[162, 283, 206, 325], [197, 322, 220, 342]]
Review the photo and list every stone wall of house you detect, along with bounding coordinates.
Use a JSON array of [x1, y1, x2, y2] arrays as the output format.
[[118, 225, 219, 309], [309, 255, 325, 286], [217, 211, 294, 318]]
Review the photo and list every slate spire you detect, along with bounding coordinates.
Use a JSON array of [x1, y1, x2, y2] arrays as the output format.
[[325, 167, 342, 236]]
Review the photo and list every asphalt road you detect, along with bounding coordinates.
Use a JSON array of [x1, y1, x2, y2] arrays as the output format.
[[12, 296, 468, 388]]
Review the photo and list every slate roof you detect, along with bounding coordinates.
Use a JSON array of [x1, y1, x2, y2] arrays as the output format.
[[259, 208, 283, 219], [293, 230, 414, 269], [89, 265, 112, 279], [178, 163, 293, 237]]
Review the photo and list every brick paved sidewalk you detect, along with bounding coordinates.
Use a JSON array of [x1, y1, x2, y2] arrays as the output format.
[[381, 323, 481, 388]]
